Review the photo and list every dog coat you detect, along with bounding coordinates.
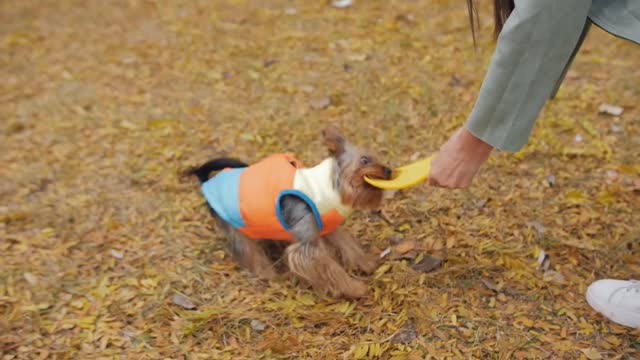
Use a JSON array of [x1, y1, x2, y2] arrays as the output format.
[[201, 153, 352, 241]]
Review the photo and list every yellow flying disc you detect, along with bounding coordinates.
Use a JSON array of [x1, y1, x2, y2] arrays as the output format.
[[364, 154, 436, 190]]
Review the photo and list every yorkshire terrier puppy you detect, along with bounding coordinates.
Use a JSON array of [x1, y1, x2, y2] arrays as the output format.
[[187, 127, 392, 298]]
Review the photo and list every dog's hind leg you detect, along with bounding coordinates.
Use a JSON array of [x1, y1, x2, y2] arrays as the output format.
[[219, 220, 277, 280], [281, 195, 367, 298], [205, 204, 276, 280]]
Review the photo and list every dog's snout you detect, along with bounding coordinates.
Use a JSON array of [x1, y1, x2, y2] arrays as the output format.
[[383, 167, 392, 179]]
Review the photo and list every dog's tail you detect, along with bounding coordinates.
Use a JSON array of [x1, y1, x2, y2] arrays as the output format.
[[185, 158, 249, 183]]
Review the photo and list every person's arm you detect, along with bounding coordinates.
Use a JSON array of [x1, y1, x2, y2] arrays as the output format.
[[429, 0, 592, 189], [466, 0, 592, 151]]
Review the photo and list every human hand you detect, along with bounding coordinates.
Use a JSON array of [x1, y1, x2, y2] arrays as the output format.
[[428, 127, 493, 189]]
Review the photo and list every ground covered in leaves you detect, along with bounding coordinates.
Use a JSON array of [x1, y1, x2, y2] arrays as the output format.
[[1, 0, 639, 359]]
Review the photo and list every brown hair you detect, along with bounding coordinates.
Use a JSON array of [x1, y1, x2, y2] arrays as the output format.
[[466, 0, 515, 43]]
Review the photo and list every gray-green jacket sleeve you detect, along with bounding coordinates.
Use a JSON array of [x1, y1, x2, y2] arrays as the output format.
[[465, 0, 592, 152]]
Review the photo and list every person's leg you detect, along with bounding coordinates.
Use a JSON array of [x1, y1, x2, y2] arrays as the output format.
[[586, 279, 640, 328]]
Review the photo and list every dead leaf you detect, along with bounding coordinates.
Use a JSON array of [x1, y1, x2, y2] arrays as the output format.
[[445, 236, 456, 248], [310, 97, 332, 110], [433, 328, 449, 341], [474, 198, 488, 209], [140, 278, 157, 288], [171, 293, 197, 310], [449, 75, 462, 87], [610, 124, 624, 133], [346, 53, 367, 62], [565, 190, 585, 204], [411, 255, 443, 273], [147, 118, 175, 129], [119, 120, 138, 130], [263, 59, 278, 67], [514, 316, 534, 328], [390, 250, 418, 261], [481, 278, 501, 292], [227, 336, 238, 347], [560, 327, 568, 338], [386, 233, 403, 245], [23, 272, 38, 286], [379, 247, 391, 259], [331, 0, 353, 9], [374, 263, 392, 279], [389, 321, 417, 344], [393, 239, 416, 254], [597, 189, 618, 205], [598, 103, 623, 116], [372, 209, 393, 224], [488, 297, 496, 308], [394, 13, 416, 25], [536, 249, 551, 271], [383, 189, 397, 199], [579, 347, 603, 360], [543, 270, 566, 284], [250, 319, 267, 332], [546, 174, 556, 187]]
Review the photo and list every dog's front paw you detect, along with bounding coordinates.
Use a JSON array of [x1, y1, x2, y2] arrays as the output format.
[[342, 279, 368, 299], [357, 254, 380, 275]]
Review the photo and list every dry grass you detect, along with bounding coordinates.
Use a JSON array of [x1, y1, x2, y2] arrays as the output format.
[[1, 0, 639, 359]]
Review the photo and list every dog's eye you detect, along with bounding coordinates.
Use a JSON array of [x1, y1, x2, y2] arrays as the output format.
[[360, 156, 371, 165]]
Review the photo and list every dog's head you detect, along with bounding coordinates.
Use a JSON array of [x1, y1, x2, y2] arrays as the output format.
[[322, 126, 392, 210]]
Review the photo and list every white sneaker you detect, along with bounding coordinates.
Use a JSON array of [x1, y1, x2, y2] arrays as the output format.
[[586, 279, 640, 329]]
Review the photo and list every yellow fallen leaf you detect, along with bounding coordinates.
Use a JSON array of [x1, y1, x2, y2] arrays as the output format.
[[124, 278, 139, 287], [618, 164, 638, 175], [604, 335, 621, 347], [374, 263, 391, 279], [440, 293, 448, 307], [70, 299, 85, 309], [248, 70, 260, 79], [565, 190, 585, 204], [96, 276, 110, 299], [346, 53, 367, 62], [514, 317, 534, 328], [140, 278, 157, 288], [596, 190, 617, 205], [354, 343, 369, 359], [565, 311, 578, 323], [579, 347, 602, 360], [581, 120, 599, 137], [22, 303, 51, 312], [77, 316, 97, 330], [119, 120, 138, 130], [148, 118, 176, 129]]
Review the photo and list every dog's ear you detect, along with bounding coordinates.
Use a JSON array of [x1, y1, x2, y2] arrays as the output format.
[[322, 126, 346, 156]]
